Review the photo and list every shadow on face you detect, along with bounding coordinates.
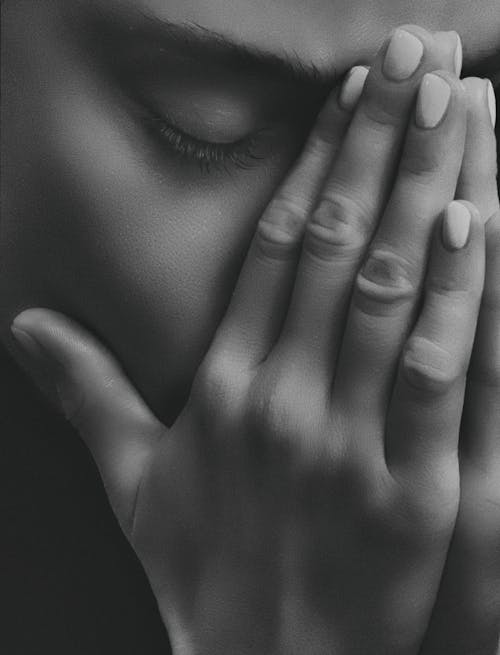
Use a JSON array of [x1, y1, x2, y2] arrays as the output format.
[[1, 0, 499, 424]]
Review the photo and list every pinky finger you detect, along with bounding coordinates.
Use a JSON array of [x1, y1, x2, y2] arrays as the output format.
[[386, 201, 485, 473]]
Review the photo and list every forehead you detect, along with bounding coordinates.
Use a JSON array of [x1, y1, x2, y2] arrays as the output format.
[[122, 0, 500, 75]]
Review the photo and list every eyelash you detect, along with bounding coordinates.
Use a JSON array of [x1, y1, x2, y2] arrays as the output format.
[[135, 75, 500, 173], [142, 107, 268, 174]]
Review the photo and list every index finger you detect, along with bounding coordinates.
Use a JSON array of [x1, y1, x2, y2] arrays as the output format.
[[207, 66, 369, 366]]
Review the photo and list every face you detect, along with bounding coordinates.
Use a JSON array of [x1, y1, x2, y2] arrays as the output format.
[[1, 0, 499, 425]]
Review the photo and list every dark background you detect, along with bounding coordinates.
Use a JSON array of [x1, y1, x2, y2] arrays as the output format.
[[1, 346, 172, 655]]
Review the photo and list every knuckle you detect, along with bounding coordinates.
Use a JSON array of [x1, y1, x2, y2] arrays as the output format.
[[255, 198, 307, 261], [389, 467, 459, 542], [354, 249, 415, 313], [324, 458, 415, 539], [337, 457, 391, 509], [192, 349, 246, 421], [304, 194, 368, 261], [246, 373, 324, 460], [402, 336, 462, 394], [293, 438, 381, 503], [247, 378, 302, 443], [406, 491, 458, 541]]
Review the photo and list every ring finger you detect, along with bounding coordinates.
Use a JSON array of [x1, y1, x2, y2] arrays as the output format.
[[208, 67, 368, 367], [273, 26, 459, 385], [335, 69, 467, 422]]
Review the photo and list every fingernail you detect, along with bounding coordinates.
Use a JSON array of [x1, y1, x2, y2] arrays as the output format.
[[453, 32, 462, 77], [383, 29, 424, 81], [416, 73, 451, 128], [11, 324, 43, 359], [11, 322, 52, 382], [442, 201, 471, 250], [10, 319, 64, 414], [339, 66, 370, 110], [11, 317, 56, 372], [486, 79, 497, 128], [434, 30, 463, 77]]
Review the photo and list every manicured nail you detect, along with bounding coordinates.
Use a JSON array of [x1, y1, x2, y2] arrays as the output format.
[[442, 201, 471, 250], [416, 73, 451, 128], [339, 66, 370, 110], [383, 29, 424, 81], [11, 324, 43, 359], [486, 79, 496, 128], [453, 32, 462, 77], [434, 31, 462, 77]]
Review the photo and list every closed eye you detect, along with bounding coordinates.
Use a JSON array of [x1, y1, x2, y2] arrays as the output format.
[[140, 105, 270, 174]]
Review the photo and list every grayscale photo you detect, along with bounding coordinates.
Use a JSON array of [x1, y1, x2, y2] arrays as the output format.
[[1, 1, 499, 653]]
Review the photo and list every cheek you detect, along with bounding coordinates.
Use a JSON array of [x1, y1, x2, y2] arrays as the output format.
[[1, 29, 294, 424], [57, 110, 292, 425]]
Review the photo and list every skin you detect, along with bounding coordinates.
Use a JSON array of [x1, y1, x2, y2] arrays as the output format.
[[1, 0, 499, 424], [0, 1, 500, 655]]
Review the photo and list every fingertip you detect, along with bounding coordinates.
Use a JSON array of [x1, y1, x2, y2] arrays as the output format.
[[461, 77, 497, 128], [11, 306, 57, 332], [392, 24, 431, 43], [433, 30, 462, 77], [450, 200, 485, 239], [10, 308, 72, 370], [440, 200, 485, 251], [486, 79, 496, 128], [441, 201, 472, 251], [338, 65, 370, 111], [10, 307, 84, 351], [451, 199, 482, 224], [426, 68, 466, 95], [453, 32, 462, 78]]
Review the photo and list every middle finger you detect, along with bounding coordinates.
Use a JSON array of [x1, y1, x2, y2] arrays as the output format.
[[273, 25, 459, 383], [335, 69, 467, 418]]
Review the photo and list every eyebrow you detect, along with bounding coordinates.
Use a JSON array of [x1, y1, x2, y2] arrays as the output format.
[[91, 5, 339, 96], [88, 4, 499, 92]]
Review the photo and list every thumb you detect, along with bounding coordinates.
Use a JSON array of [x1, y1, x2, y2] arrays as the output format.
[[11, 308, 163, 535]]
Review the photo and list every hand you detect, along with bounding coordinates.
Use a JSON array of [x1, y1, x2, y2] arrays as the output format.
[[420, 78, 500, 655], [11, 26, 481, 654]]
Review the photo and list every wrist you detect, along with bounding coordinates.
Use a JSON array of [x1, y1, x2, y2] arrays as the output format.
[[158, 601, 278, 655], [154, 569, 279, 655]]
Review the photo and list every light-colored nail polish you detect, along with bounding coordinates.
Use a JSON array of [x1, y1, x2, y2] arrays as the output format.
[[453, 32, 463, 77], [486, 79, 497, 128], [339, 66, 370, 110], [442, 201, 471, 250], [416, 73, 451, 128], [383, 29, 424, 81]]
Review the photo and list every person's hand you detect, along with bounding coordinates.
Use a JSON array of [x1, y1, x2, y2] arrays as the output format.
[[11, 26, 481, 654], [419, 79, 500, 655]]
